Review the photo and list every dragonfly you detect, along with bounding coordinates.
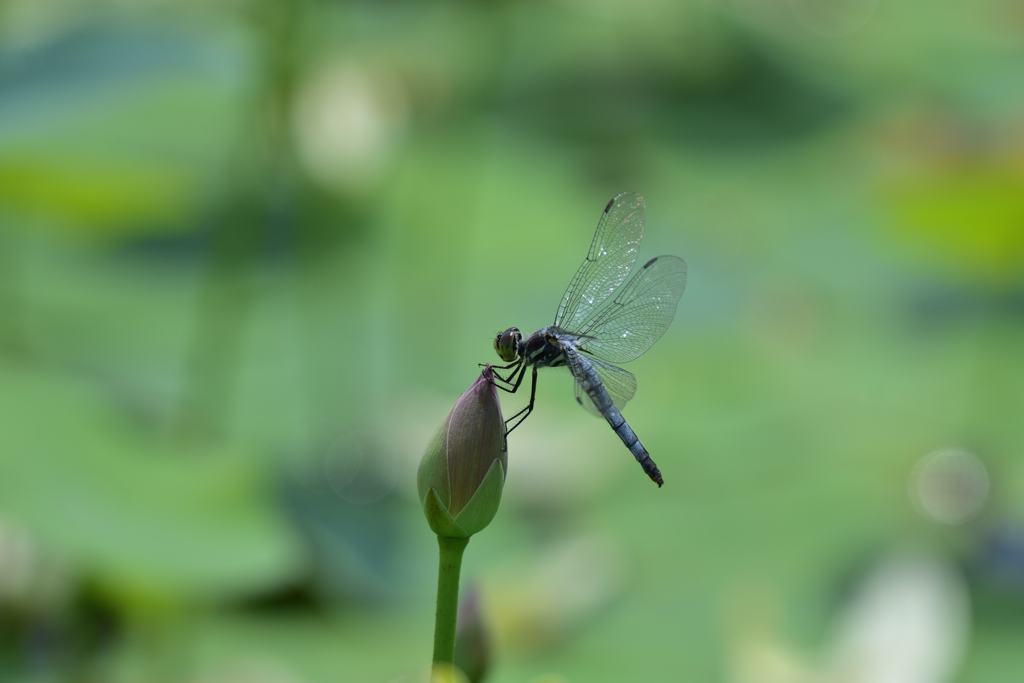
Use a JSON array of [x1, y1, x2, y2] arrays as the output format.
[[491, 192, 687, 487]]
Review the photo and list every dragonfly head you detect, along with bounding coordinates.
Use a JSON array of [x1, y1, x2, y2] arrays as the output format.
[[494, 327, 522, 362]]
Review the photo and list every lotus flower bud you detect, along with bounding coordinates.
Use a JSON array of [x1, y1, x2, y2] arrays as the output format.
[[454, 586, 492, 683], [417, 367, 508, 538]]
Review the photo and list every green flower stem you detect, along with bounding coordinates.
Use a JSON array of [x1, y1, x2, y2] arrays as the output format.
[[432, 535, 470, 666]]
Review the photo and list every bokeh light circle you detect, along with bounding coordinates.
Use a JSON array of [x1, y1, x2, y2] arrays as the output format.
[[291, 60, 409, 195], [909, 448, 990, 525]]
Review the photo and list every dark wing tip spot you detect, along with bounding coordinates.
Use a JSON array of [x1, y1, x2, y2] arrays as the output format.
[[604, 198, 614, 213], [576, 396, 583, 405], [643, 257, 659, 268]]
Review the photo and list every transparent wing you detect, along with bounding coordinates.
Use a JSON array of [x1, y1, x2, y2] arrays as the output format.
[[576, 255, 687, 364], [553, 192, 645, 331], [565, 348, 637, 418], [573, 356, 638, 418]]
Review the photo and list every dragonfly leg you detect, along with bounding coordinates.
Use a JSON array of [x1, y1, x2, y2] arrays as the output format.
[[481, 359, 522, 372], [492, 361, 525, 391], [504, 366, 538, 436]]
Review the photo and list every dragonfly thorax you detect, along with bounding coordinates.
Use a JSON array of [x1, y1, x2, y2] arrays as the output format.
[[519, 326, 574, 369], [494, 327, 523, 362]]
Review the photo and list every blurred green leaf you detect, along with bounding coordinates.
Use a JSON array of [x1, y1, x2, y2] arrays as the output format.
[[0, 361, 302, 607]]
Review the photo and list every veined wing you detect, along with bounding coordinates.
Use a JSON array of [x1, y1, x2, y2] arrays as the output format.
[[553, 192, 645, 332], [566, 348, 637, 418], [576, 255, 687, 364]]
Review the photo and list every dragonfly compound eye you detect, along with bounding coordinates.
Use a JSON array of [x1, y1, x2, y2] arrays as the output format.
[[495, 327, 520, 362]]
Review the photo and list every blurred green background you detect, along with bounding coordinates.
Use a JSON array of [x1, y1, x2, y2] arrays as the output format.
[[2, 0, 1024, 681]]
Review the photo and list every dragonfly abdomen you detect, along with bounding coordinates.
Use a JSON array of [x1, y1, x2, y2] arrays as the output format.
[[605, 409, 664, 487], [577, 358, 664, 487]]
